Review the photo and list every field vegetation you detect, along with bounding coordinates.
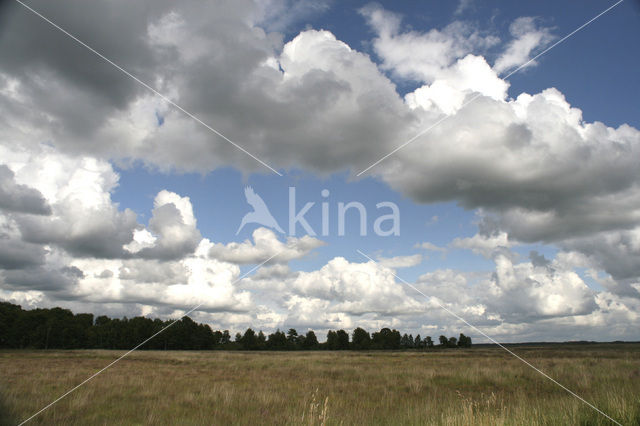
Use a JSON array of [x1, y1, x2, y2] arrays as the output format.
[[1, 344, 639, 425]]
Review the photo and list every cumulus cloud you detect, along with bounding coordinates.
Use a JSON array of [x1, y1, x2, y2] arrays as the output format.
[[0, 238, 46, 270], [405, 54, 509, 114], [0, 0, 417, 175], [485, 254, 597, 320], [414, 241, 447, 253], [451, 231, 512, 259], [134, 190, 202, 260], [412, 249, 619, 339], [290, 257, 421, 315], [1, 145, 139, 259], [4, 0, 638, 252], [560, 227, 640, 296], [1, 265, 82, 293], [0, 145, 318, 317], [208, 227, 325, 264], [360, 4, 499, 83], [377, 254, 423, 268], [494, 17, 554, 74], [383, 89, 640, 257], [0, 215, 46, 270], [66, 241, 252, 314], [0, 165, 51, 215]]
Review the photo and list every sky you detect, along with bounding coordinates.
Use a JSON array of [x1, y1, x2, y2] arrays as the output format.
[[1, 0, 639, 342]]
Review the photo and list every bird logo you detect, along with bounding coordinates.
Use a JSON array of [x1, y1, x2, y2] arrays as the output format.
[[236, 186, 285, 235]]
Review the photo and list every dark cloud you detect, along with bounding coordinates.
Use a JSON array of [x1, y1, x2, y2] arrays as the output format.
[[96, 269, 113, 279], [1, 0, 414, 173], [0, 165, 51, 215], [2, 1, 638, 241], [1, 264, 84, 291], [136, 201, 201, 261], [0, 236, 46, 269], [529, 250, 549, 268], [16, 209, 138, 259], [1, 0, 165, 109], [118, 259, 187, 284], [562, 229, 640, 286]]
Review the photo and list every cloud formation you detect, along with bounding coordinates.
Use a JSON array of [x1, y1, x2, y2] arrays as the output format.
[[208, 227, 325, 264], [493, 17, 554, 74], [0, 1, 638, 340], [0, 165, 51, 215]]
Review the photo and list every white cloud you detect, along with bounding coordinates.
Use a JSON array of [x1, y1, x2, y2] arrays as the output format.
[[4, 2, 638, 253], [485, 253, 597, 320], [134, 190, 202, 260], [378, 254, 423, 268], [123, 229, 156, 254], [208, 227, 325, 264], [0, 164, 51, 215], [451, 231, 512, 258], [559, 226, 640, 296], [454, 0, 474, 16], [405, 54, 509, 114], [360, 4, 499, 83], [1, 144, 138, 260], [494, 17, 554, 74], [414, 241, 447, 253], [290, 257, 422, 315]]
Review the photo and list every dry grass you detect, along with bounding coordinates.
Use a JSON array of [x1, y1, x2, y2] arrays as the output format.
[[1, 344, 639, 425]]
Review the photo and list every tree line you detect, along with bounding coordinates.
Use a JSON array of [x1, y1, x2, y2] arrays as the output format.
[[0, 302, 471, 350]]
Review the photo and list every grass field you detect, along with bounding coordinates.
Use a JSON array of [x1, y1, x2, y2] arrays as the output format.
[[1, 345, 639, 425]]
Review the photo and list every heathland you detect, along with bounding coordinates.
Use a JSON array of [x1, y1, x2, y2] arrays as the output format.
[[1, 344, 639, 425]]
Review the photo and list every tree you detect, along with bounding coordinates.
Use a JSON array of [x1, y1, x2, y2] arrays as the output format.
[[372, 328, 401, 350], [240, 328, 258, 350], [212, 330, 223, 348], [438, 335, 448, 347], [193, 323, 214, 350], [302, 330, 319, 349], [336, 329, 349, 350], [326, 330, 339, 350], [401, 333, 415, 349], [425, 336, 434, 348], [0, 302, 474, 352], [257, 331, 267, 349], [286, 328, 299, 350], [267, 329, 287, 350], [351, 327, 371, 350], [221, 330, 231, 345], [458, 333, 472, 348], [0, 303, 21, 348]]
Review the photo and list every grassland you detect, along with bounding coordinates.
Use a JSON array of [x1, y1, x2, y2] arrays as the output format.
[[1, 344, 639, 425]]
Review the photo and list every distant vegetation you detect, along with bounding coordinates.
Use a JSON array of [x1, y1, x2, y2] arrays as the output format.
[[0, 302, 471, 351]]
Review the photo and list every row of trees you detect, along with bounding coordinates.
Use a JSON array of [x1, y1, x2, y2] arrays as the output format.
[[0, 302, 471, 350], [234, 326, 471, 350]]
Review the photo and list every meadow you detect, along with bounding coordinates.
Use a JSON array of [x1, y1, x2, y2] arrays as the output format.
[[1, 344, 639, 425]]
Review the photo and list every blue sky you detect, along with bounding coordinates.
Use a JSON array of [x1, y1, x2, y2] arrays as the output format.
[[300, 0, 640, 127], [112, 164, 555, 284], [1, 0, 640, 342]]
